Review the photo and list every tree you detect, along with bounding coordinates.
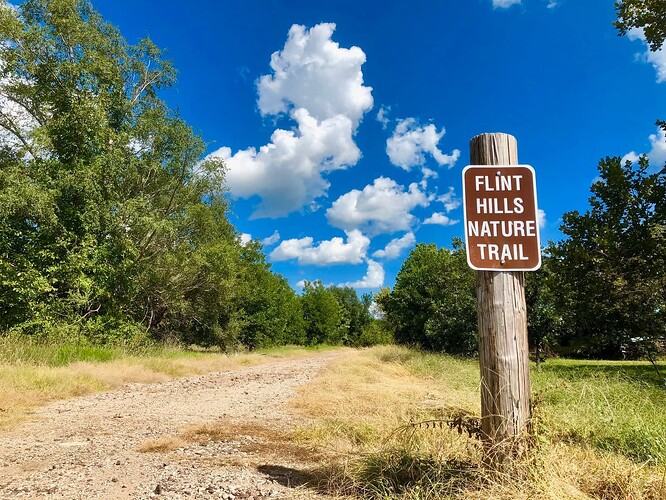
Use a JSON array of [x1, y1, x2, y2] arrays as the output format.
[[614, 0, 666, 51], [614, 1, 666, 131], [525, 254, 563, 365], [0, 0, 245, 346], [300, 281, 343, 346], [236, 240, 304, 349], [381, 240, 477, 355], [550, 156, 666, 358], [327, 286, 372, 346]]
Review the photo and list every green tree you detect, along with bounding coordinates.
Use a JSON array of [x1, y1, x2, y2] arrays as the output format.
[[550, 156, 666, 358], [615, 0, 666, 51], [236, 240, 304, 349], [381, 240, 477, 355], [300, 281, 343, 346], [328, 286, 372, 346], [525, 253, 562, 365], [0, 0, 244, 346]]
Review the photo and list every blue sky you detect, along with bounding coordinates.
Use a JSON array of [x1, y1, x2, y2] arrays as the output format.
[[91, 0, 665, 292]]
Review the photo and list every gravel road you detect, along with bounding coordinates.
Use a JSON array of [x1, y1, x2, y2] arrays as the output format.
[[0, 352, 341, 499]]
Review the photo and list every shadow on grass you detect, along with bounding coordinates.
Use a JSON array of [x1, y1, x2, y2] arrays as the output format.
[[539, 361, 666, 388], [256, 464, 319, 489], [346, 453, 478, 498], [258, 454, 480, 498]]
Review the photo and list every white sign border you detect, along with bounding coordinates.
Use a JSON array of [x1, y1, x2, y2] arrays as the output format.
[[462, 164, 542, 272]]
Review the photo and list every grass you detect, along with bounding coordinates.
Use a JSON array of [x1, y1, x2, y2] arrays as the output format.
[[4, 338, 666, 498], [0, 335, 338, 430], [289, 346, 666, 499], [534, 359, 666, 464]]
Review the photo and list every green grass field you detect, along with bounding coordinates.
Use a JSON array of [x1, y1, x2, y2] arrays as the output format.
[[396, 350, 666, 465]]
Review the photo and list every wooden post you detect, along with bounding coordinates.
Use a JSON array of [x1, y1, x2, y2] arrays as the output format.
[[469, 133, 532, 460]]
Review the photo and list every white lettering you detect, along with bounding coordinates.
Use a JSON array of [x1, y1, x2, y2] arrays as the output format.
[[501, 244, 512, 261], [526, 220, 536, 237], [467, 219, 541, 239], [468, 221, 479, 237], [476, 198, 488, 214], [519, 244, 529, 260], [514, 220, 525, 237], [474, 174, 524, 192]]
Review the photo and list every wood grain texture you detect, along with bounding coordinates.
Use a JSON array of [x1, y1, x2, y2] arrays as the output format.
[[469, 133, 532, 453]]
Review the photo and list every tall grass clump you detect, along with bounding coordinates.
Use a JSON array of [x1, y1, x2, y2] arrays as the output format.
[[291, 346, 666, 499], [533, 358, 666, 465]]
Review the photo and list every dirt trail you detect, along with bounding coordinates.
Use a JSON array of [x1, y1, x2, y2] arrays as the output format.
[[0, 351, 341, 499]]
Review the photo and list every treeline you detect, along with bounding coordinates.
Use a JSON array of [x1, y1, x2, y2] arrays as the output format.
[[2, 1, 664, 358], [0, 0, 388, 350], [377, 156, 666, 359]]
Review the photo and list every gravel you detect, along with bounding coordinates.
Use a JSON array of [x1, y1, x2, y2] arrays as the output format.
[[0, 352, 341, 499]]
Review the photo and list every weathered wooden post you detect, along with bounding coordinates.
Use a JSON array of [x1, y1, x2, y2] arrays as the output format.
[[463, 133, 540, 462]]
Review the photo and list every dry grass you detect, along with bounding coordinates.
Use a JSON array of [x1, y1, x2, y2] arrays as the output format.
[[137, 436, 189, 453], [138, 420, 324, 469], [290, 347, 478, 454], [0, 344, 337, 431], [290, 346, 666, 499]]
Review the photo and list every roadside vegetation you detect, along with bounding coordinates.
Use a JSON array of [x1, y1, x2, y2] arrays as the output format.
[[291, 347, 666, 499], [0, 2, 665, 498], [0, 0, 662, 361]]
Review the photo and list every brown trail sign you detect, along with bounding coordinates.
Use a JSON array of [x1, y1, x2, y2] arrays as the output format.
[[463, 165, 541, 271], [466, 133, 540, 464]]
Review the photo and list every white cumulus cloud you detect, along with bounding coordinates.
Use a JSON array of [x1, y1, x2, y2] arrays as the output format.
[[239, 233, 252, 246], [206, 109, 360, 218], [257, 23, 373, 127], [261, 230, 281, 246], [438, 187, 461, 213], [206, 23, 373, 218], [376, 105, 390, 129], [270, 229, 369, 266], [372, 232, 416, 260], [492, 0, 521, 8], [326, 177, 431, 236], [622, 126, 666, 169], [0, 90, 37, 154], [537, 209, 547, 229], [423, 212, 459, 226], [386, 118, 460, 171], [627, 28, 666, 83], [0, 58, 39, 156], [342, 260, 385, 289]]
